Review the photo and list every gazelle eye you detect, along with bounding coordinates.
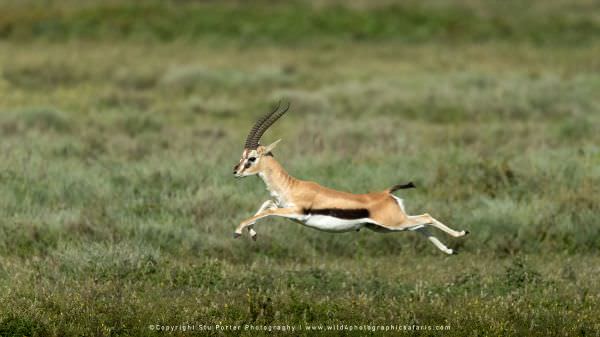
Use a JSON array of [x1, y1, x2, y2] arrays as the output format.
[[248, 157, 256, 162]]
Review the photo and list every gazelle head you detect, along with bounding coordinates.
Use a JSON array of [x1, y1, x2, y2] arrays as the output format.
[[233, 101, 289, 177]]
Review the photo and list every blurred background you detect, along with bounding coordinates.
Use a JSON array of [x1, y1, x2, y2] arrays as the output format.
[[0, 1, 599, 336]]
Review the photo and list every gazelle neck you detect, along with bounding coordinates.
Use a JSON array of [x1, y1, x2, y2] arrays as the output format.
[[258, 156, 296, 206]]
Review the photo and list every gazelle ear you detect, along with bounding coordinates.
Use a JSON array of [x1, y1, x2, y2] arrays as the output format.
[[263, 139, 281, 153]]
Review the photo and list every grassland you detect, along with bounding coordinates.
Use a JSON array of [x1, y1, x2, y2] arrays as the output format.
[[0, 1, 599, 336]]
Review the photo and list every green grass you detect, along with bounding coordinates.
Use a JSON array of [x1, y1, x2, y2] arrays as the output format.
[[0, 1, 599, 336], [1, 0, 599, 45]]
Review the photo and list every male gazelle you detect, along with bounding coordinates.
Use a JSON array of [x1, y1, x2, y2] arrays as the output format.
[[233, 102, 469, 254]]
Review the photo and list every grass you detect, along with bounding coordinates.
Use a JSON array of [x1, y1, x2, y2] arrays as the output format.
[[0, 1, 599, 336], [1, 1, 599, 45]]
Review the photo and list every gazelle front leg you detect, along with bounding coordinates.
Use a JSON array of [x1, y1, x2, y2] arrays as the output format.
[[247, 200, 277, 240], [234, 207, 300, 239]]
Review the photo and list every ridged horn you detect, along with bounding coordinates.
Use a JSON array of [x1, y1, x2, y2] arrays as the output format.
[[244, 101, 281, 149], [251, 101, 290, 147]]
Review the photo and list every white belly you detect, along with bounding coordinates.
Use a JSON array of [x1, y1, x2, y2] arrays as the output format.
[[299, 215, 368, 232]]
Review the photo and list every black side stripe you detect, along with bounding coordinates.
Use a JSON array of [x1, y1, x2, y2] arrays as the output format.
[[303, 208, 370, 219]]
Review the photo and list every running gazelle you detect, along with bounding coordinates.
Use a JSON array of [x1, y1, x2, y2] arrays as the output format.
[[233, 102, 469, 254]]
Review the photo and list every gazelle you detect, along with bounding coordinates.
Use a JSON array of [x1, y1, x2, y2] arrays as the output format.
[[233, 102, 469, 254]]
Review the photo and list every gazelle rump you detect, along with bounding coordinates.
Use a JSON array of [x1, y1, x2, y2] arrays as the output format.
[[233, 102, 469, 254]]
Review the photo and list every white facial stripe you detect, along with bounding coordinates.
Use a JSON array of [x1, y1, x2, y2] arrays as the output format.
[[240, 158, 249, 172], [236, 149, 260, 175]]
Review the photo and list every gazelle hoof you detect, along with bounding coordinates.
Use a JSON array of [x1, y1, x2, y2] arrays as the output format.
[[464, 230, 470, 235], [233, 232, 242, 239], [251, 234, 257, 241]]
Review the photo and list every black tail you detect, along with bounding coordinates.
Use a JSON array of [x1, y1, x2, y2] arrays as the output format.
[[388, 181, 416, 193]]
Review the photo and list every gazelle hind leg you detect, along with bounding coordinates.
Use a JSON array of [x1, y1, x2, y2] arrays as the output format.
[[364, 221, 455, 255], [415, 228, 455, 255], [408, 213, 468, 237]]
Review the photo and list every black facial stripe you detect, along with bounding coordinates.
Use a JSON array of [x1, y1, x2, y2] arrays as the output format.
[[244, 162, 252, 169], [302, 208, 370, 219]]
